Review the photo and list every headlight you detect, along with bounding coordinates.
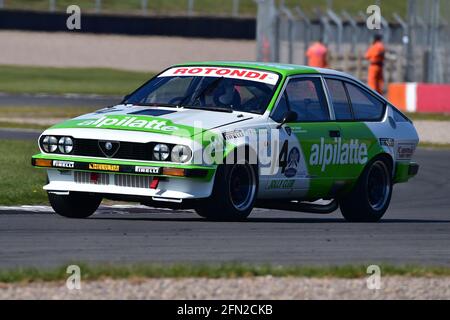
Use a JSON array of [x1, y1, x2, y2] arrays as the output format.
[[42, 136, 58, 153], [153, 144, 170, 161], [171, 145, 192, 163], [58, 137, 73, 154]]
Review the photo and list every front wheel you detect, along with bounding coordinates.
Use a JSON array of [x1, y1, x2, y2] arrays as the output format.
[[48, 192, 102, 218], [339, 157, 392, 222], [195, 162, 258, 221]]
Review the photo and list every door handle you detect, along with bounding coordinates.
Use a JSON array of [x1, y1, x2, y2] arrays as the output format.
[[329, 130, 341, 138]]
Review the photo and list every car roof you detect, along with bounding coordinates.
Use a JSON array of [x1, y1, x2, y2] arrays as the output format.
[[171, 61, 386, 102], [173, 61, 357, 79]]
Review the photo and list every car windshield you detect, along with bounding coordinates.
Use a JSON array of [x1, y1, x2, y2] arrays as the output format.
[[124, 66, 279, 114]]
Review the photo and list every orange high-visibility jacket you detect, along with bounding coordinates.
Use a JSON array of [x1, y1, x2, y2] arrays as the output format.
[[365, 41, 385, 65], [306, 42, 328, 68]]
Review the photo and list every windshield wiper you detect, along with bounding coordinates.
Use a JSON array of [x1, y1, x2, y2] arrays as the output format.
[[182, 105, 233, 113]]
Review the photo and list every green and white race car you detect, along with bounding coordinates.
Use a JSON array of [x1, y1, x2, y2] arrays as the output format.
[[32, 62, 419, 222]]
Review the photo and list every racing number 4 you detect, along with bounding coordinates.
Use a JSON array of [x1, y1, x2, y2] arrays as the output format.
[[279, 140, 288, 174]]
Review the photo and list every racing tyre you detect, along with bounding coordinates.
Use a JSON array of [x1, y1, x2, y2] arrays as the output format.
[[195, 162, 258, 221], [339, 157, 392, 222], [48, 192, 102, 218]]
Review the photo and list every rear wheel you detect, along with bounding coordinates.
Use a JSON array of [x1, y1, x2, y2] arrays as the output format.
[[195, 162, 258, 221], [339, 157, 392, 222], [48, 192, 102, 218]]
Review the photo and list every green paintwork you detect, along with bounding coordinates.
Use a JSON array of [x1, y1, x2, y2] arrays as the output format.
[[289, 121, 384, 199], [49, 115, 198, 138], [394, 161, 417, 183]]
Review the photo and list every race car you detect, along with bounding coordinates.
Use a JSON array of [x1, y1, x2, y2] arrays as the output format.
[[32, 62, 419, 222]]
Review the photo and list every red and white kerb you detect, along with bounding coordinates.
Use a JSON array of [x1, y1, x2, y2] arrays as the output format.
[[158, 66, 279, 85]]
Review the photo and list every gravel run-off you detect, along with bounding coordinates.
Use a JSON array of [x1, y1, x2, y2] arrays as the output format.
[[1, 276, 449, 300]]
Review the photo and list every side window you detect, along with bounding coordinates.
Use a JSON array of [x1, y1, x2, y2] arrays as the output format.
[[345, 83, 385, 121], [392, 107, 410, 122], [325, 79, 353, 120], [270, 91, 289, 122], [285, 77, 330, 122]]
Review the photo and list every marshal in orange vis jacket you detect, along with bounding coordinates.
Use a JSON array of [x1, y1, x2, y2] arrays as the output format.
[[306, 41, 328, 68], [365, 34, 385, 94]]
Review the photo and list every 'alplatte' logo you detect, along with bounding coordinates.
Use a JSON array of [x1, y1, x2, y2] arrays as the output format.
[[310, 138, 368, 172], [76, 116, 179, 132]]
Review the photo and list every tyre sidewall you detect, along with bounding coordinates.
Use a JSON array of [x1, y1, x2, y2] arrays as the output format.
[[196, 162, 258, 221], [340, 157, 393, 222]]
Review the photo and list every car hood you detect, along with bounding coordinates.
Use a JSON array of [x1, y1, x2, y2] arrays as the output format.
[[48, 104, 254, 138]]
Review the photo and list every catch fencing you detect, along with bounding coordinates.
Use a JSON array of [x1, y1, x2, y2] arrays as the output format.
[[256, 0, 450, 84]]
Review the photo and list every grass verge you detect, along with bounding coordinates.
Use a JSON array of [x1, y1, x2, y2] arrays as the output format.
[[0, 139, 48, 205], [5, 0, 406, 18], [0, 122, 49, 130], [418, 142, 450, 149], [1, 263, 449, 283], [0, 106, 99, 119], [407, 112, 450, 121], [0, 65, 152, 95]]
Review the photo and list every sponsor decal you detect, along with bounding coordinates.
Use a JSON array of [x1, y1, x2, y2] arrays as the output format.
[[88, 163, 120, 172], [397, 143, 415, 159], [310, 138, 368, 172], [76, 116, 179, 132], [158, 67, 279, 85], [52, 160, 74, 168], [267, 179, 295, 189], [223, 130, 245, 140], [135, 166, 161, 174], [379, 138, 395, 147], [285, 147, 300, 178]]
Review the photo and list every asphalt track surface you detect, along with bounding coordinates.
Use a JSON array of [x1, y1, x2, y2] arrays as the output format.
[[0, 147, 449, 268]]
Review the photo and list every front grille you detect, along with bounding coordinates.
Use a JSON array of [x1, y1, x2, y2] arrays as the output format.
[[73, 139, 157, 161], [114, 174, 152, 189], [74, 171, 109, 185], [73, 171, 152, 189]]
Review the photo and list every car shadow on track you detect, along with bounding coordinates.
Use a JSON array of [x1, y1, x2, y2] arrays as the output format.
[[90, 215, 450, 224]]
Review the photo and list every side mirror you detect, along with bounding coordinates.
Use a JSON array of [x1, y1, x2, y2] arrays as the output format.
[[277, 110, 297, 129]]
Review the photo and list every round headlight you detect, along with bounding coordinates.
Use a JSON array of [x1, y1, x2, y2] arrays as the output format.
[[42, 136, 58, 153], [58, 137, 73, 154], [171, 145, 192, 163], [153, 144, 170, 161]]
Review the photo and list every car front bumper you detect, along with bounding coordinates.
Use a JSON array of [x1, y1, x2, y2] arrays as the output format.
[[32, 154, 216, 200]]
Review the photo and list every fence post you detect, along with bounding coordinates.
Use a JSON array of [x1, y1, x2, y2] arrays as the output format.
[[256, 0, 278, 62], [327, 9, 343, 54], [341, 10, 358, 55], [187, 0, 194, 16], [49, 0, 56, 12], [393, 13, 408, 82], [295, 6, 311, 65], [95, 0, 101, 13], [232, 0, 239, 17], [427, 0, 440, 83], [405, 0, 416, 82], [141, 0, 148, 15], [280, 6, 295, 64]]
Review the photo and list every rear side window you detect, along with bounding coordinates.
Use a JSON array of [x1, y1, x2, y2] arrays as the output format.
[[392, 107, 410, 122], [325, 79, 353, 120], [284, 77, 330, 122], [345, 83, 385, 121]]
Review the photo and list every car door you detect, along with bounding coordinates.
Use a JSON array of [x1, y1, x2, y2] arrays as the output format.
[[325, 77, 385, 181], [267, 76, 341, 200]]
